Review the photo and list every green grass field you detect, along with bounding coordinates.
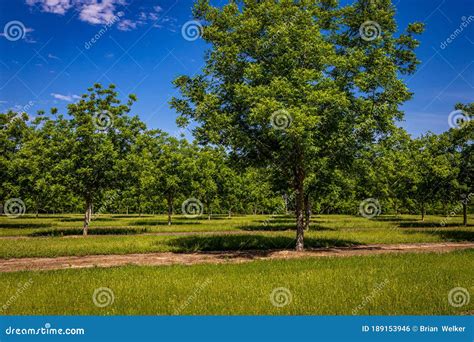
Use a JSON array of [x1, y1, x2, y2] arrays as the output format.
[[0, 250, 472, 315], [0, 214, 472, 258], [0, 214, 472, 315]]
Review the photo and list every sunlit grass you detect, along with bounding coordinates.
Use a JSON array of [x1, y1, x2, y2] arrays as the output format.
[[0, 250, 472, 315], [0, 214, 472, 258]]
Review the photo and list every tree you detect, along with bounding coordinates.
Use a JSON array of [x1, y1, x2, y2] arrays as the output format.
[[193, 147, 220, 220], [408, 134, 454, 221], [0, 111, 31, 212], [171, 0, 424, 250], [155, 135, 196, 225], [446, 103, 473, 226], [66, 83, 145, 235]]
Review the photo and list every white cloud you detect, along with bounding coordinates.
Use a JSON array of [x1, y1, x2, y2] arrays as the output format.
[[148, 12, 159, 21], [26, 0, 73, 15], [117, 19, 137, 31], [26, 0, 168, 31], [48, 53, 60, 60], [51, 93, 80, 102], [26, 0, 123, 24], [79, 0, 118, 25]]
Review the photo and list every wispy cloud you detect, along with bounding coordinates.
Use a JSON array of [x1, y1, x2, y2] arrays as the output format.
[[27, 0, 124, 24], [26, 0, 73, 15], [117, 19, 137, 31], [79, 0, 121, 25], [26, 0, 167, 31], [48, 53, 61, 60], [51, 93, 80, 102]]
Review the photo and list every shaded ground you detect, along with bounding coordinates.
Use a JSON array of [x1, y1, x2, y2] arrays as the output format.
[[1, 242, 472, 273], [0, 230, 253, 239]]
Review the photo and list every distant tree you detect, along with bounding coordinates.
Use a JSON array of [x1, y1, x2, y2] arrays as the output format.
[[408, 134, 454, 221], [193, 147, 220, 220], [446, 103, 473, 225], [66, 83, 145, 235], [155, 135, 196, 225], [0, 111, 31, 211]]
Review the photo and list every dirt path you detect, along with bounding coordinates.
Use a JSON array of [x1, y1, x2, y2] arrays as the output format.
[[0, 242, 472, 273]]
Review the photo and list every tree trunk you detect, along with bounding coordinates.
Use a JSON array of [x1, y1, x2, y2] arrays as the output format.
[[462, 200, 467, 226], [83, 200, 92, 236], [295, 166, 305, 251], [421, 201, 425, 221], [304, 194, 311, 230], [228, 208, 232, 218], [167, 195, 172, 226]]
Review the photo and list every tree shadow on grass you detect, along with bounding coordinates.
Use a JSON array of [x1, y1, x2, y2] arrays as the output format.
[[29, 227, 149, 237], [398, 222, 473, 228], [111, 215, 154, 218], [194, 216, 228, 221], [131, 220, 201, 226], [240, 223, 296, 231], [257, 217, 295, 223], [166, 235, 359, 253], [374, 216, 418, 222], [404, 229, 474, 242], [239, 223, 335, 232], [60, 217, 115, 222], [0, 223, 54, 229], [12, 215, 69, 219]]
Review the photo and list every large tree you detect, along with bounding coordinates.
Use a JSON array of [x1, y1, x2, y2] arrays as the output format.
[[171, 0, 424, 250], [67, 83, 145, 235]]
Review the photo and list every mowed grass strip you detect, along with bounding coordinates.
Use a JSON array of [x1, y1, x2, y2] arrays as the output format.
[[0, 214, 260, 236], [1, 227, 473, 259], [1, 214, 472, 237], [0, 250, 472, 315]]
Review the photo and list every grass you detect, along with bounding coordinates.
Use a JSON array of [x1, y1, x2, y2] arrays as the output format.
[[0, 214, 472, 315], [0, 250, 472, 315], [0, 214, 472, 258], [0, 214, 252, 236]]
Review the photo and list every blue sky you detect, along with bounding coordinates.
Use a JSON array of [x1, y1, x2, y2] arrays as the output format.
[[0, 0, 473, 137]]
